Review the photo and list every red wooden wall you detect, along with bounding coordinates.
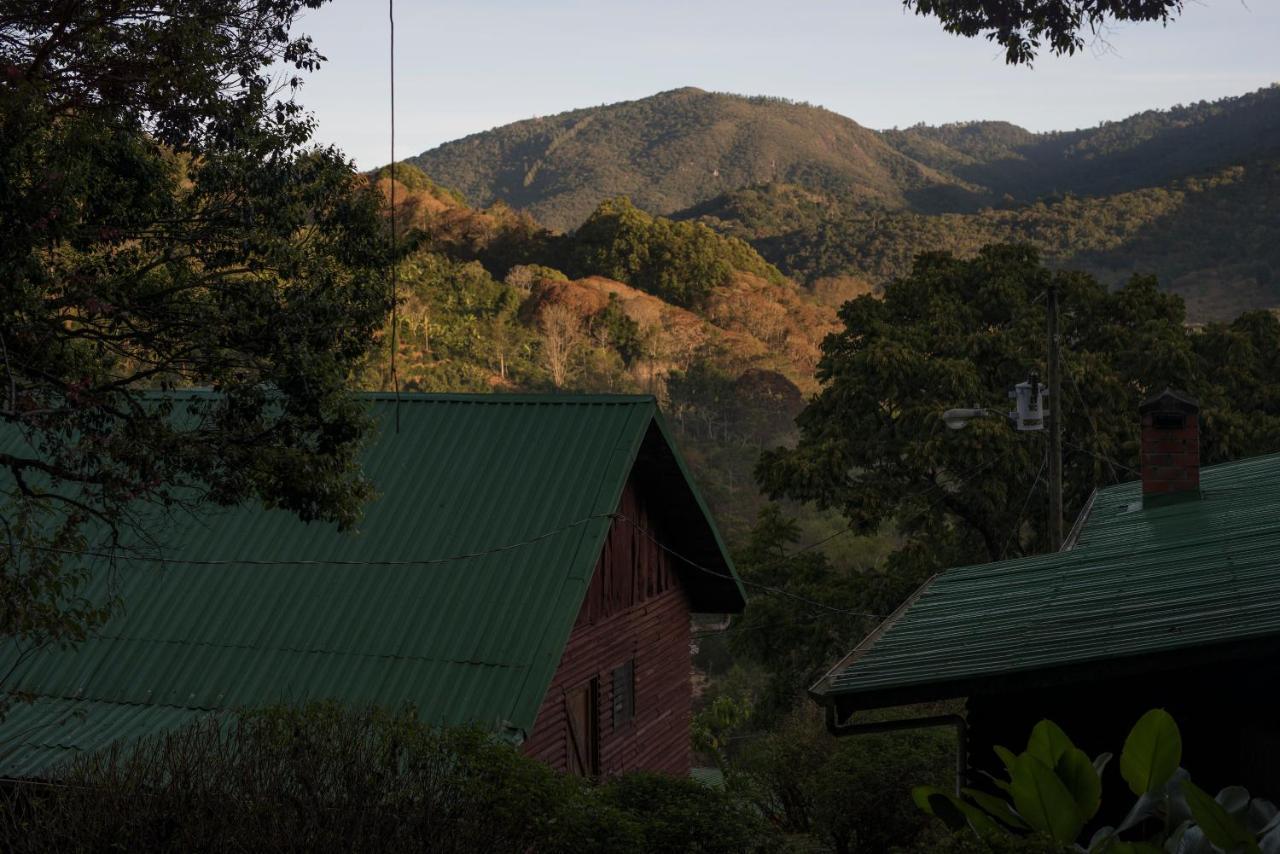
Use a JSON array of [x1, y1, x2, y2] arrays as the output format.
[[522, 478, 694, 776]]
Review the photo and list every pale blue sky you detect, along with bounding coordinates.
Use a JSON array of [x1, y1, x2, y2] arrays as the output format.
[[289, 1, 1280, 170]]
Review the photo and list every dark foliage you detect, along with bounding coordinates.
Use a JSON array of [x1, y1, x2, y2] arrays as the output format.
[[1, 3, 389, 677], [0, 704, 783, 854], [904, 0, 1184, 66], [757, 246, 1280, 582], [565, 197, 784, 308]]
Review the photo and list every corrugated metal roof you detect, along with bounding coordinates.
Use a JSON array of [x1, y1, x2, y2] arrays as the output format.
[[0, 393, 744, 777], [812, 452, 1280, 708]]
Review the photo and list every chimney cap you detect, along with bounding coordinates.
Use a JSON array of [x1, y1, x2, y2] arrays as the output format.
[[1139, 388, 1199, 416]]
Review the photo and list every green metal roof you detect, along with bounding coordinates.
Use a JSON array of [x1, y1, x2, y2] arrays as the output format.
[[812, 452, 1280, 712], [0, 393, 744, 778]]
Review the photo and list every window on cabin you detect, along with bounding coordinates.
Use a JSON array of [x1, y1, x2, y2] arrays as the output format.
[[612, 659, 634, 728]]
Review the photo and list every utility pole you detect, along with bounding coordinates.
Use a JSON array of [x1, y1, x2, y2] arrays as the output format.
[[1047, 281, 1064, 550]]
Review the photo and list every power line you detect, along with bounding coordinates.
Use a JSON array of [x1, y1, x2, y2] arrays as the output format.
[[742, 453, 1005, 578], [2, 513, 617, 568], [1001, 450, 1047, 559], [388, 0, 401, 432], [616, 513, 883, 619], [5, 453, 1004, 626]]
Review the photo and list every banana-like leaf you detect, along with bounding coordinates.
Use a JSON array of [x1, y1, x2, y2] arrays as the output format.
[[913, 786, 967, 831], [1028, 719, 1075, 767], [1114, 790, 1164, 835], [913, 786, 1002, 839], [1010, 753, 1085, 844], [1181, 780, 1260, 854], [994, 744, 1020, 778], [962, 786, 1028, 830], [1057, 746, 1103, 822], [1121, 710, 1182, 796], [978, 769, 1013, 794]]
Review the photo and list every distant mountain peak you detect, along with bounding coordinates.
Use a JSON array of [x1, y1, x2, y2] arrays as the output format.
[[409, 88, 965, 230]]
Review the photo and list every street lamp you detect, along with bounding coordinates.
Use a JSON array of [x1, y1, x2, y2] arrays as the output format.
[[943, 374, 1051, 432], [941, 407, 993, 431], [947, 363, 1064, 550], [936, 279, 1064, 547]]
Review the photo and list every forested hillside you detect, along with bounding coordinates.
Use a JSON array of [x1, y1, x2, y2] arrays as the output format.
[[882, 84, 1280, 201], [408, 84, 1280, 319], [682, 160, 1280, 320], [363, 164, 842, 538], [409, 87, 972, 230]]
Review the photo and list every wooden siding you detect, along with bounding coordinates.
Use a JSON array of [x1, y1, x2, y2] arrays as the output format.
[[522, 479, 693, 776]]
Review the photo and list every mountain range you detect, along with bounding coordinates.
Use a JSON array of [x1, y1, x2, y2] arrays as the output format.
[[410, 85, 1280, 320]]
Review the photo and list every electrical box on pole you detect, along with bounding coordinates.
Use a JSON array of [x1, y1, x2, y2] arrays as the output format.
[[1008, 376, 1050, 432]]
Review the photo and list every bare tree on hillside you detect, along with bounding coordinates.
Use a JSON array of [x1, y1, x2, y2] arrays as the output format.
[[538, 304, 584, 388]]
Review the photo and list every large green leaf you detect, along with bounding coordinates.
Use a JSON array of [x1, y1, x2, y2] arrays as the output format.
[[1120, 709, 1182, 796], [994, 744, 1020, 778], [1027, 719, 1075, 767], [1055, 746, 1103, 822], [913, 786, 969, 831], [1009, 753, 1085, 844], [1182, 780, 1261, 854], [914, 786, 1001, 839], [962, 787, 1028, 830]]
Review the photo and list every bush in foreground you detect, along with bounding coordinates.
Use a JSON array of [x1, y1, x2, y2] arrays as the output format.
[[1, 703, 783, 854]]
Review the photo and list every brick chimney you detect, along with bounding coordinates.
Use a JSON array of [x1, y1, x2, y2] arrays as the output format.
[[1139, 389, 1201, 505]]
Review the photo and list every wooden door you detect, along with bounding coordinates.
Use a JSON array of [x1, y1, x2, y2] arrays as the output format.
[[565, 679, 599, 776]]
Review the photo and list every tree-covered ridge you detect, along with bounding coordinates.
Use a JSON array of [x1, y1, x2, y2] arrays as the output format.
[[882, 84, 1280, 202], [680, 160, 1280, 321], [409, 87, 971, 230], [361, 173, 838, 538], [408, 84, 1280, 232]]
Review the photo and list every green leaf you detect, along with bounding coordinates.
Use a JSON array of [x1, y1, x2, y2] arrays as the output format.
[[978, 770, 1013, 794], [1009, 753, 1085, 844], [1182, 780, 1260, 854], [914, 786, 967, 830], [1120, 709, 1182, 796], [962, 787, 1028, 830], [994, 744, 1020, 778], [1055, 746, 1103, 822], [1027, 719, 1074, 767], [914, 786, 1002, 839]]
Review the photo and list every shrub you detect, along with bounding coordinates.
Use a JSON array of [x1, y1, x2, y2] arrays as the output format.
[[0, 703, 785, 854]]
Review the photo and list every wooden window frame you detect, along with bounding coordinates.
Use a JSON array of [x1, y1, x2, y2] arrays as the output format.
[[612, 659, 635, 729]]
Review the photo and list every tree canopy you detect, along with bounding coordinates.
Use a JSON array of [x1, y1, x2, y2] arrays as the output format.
[[757, 245, 1280, 582], [904, 0, 1185, 65], [1, 3, 389, 667]]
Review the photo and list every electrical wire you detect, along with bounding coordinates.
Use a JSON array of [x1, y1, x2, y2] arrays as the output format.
[[5, 450, 1006, 628], [2, 513, 618, 568], [739, 452, 1005, 578], [1000, 450, 1047, 559], [384, 0, 399, 430]]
